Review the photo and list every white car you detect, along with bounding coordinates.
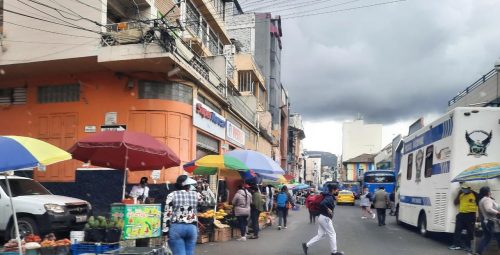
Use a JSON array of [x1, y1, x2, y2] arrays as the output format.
[[0, 175, 91, 239]]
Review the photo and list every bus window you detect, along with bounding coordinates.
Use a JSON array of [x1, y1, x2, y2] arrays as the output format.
[[407, 153, 413, 180], [424, 145, 434, 177]]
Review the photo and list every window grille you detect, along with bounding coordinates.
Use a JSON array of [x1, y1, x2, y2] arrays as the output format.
[[138, 80, 193, 104], [38, 84, 80, 103], [0, 87, 27, 105]]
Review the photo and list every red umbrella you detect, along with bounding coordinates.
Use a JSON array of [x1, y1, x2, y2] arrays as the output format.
[[68, 130, 180, 198], [284, 174, 295, 181]]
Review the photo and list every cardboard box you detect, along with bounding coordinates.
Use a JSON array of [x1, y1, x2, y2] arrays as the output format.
[[197, 234, 210, 244], [214, 228, 230, 242]]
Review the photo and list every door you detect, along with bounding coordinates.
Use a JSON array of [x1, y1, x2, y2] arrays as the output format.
[[35, 113, 79, 182], [128, 111, 192, 183]]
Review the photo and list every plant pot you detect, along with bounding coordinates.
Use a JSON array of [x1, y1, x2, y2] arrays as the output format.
[[84, 228, 106, 242], [105, 228, 122, 243]]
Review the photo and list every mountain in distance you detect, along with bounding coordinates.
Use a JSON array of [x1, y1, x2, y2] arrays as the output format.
[[307, 151, 338, 168]]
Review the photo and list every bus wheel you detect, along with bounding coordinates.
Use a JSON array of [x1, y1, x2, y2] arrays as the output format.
[[418, 213, 429, 237]]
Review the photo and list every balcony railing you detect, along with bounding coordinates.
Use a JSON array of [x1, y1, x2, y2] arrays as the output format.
[[228, 93, 256, 125], [448, 68, 497, 106]]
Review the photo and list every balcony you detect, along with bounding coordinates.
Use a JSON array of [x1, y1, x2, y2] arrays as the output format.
[[234, 54, 265, 87], [98, 21, 226, 98], [228, 93, 256, 126]]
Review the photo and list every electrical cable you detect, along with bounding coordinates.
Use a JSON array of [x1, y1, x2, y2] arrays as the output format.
[[2, 21, 100, 39]]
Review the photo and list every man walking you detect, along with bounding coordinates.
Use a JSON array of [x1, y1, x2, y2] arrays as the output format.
[[448, 184, 478, 252], [249, 185, 264, 239], [373, 186, 389, 226], [302, 184, 344, 255]]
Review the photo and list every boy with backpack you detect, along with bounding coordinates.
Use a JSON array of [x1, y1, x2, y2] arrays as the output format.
[[302, 184, 344, 255], [276, 186, 294, 230]]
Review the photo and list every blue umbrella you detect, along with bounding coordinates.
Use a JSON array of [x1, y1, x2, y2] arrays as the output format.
[[451, 162, 500, 182], [225, 150, 285, 175]]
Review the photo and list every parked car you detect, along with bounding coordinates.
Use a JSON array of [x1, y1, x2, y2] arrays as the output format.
[[0, 175, 91, 240], [336, 190, 355, 206]]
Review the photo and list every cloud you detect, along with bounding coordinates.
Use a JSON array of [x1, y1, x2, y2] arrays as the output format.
[[280, 0, 500, 124]]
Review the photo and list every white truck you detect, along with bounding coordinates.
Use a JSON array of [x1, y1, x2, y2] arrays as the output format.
[[396, 107, 500, 236], [0, 175, 91, 240]]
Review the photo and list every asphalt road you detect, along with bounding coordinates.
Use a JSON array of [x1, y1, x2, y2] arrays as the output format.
[[196, 203, 496, 255]]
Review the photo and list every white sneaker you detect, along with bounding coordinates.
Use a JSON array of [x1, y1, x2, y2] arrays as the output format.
[[361, 216, 367, 219], [372, 213, 376, 219], [284, 226, 287, 229], [236, 236, 246, 241]]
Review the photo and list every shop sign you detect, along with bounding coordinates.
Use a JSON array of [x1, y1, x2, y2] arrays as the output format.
[[101, 124, 126, 131], [84, 125, 97, 133], [226, 121, 245, 147], [193, 99, 226, 139], [105, 112, 118, 125]]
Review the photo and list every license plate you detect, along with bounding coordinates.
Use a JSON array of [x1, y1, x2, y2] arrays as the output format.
[[75, 215, 87, 223]]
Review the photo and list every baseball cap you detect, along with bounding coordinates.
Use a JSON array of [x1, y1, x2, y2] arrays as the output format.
[[460, 183, 471, 189]]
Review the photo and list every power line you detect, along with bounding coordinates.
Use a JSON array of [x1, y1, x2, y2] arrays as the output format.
[[1, 39, 97, 62], [28, 0, 104, 26], [2, 21, 100, 39], [2, 39, 96, 45], [280, 0, 365, 17]]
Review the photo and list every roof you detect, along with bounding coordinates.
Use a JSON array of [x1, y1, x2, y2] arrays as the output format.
[[343, 153, 375, 163]]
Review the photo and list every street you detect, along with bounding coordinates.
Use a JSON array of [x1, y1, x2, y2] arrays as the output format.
[[196, 203, 475, 255]]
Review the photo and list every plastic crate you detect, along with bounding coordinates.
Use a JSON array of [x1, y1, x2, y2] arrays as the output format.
[[71, 243, 119, 255]]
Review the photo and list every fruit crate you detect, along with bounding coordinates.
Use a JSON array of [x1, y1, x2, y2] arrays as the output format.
[[71, 243, 119, 255]]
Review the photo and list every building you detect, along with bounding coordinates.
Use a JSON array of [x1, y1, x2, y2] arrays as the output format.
[[448, 59, 500, 110], [304, 154, 321, 188], [343, 153, 375, 182], [342, 119, 382, 162], [226, 6, 289, 169], [374, 142, 393, 170], [287, 113, 305, 181], [0, 0, 280, 212]]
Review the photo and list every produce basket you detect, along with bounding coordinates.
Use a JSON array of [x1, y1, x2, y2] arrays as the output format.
[[70, 243, 119, 255]]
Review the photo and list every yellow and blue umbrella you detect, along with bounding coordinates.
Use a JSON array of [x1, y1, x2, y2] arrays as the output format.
[[0, 136, 71, 172], [452, 162, 500, 182], [0, 135, 71, 255]]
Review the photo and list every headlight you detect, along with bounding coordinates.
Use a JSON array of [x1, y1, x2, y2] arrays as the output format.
[[44, 204, 65, 213]]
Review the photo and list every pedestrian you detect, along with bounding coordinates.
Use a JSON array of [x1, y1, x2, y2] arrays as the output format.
[[162, 175, 200, 255], [360, 187, 375, 219], [276, 185, 294, 230], [389, 191, 396, 216], [232, 184, 252, 241], [249, 185, 264, 239], [129, 177, 149, 204], [306, 193, 317, 224], [302, 184, 344, 255], [373, 186, 389, 226], [448, 184, 478, 252], [476, 186, 500, 255], [265, 185, 274, 212]]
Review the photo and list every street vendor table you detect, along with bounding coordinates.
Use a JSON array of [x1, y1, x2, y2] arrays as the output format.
[[110, 203, 162, 240]]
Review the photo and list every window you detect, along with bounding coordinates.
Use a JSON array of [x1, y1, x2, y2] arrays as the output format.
[[198, 94, 221, 114], [407, 153, 413, 180], [424, 146, 434, 178], [364, 172, 396, 183], [138, 80, 192, 104], [0, 0, 3, 34], [0, 179, 51, 197], [0, 87, 26, 105], [38, 84, 80, 103]]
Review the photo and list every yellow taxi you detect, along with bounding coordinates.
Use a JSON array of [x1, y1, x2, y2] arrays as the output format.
[[336, 190, 355, 206]]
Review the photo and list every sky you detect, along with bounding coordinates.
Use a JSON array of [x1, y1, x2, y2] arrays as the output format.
[[240, 0, 500, 156]]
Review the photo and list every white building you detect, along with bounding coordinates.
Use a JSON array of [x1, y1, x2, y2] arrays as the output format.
[[305, 155, 321, 188], [342, 119, 382, 162]]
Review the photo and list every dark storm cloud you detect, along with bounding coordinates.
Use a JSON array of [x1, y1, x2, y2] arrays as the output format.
[[280, 0, 500, 124]]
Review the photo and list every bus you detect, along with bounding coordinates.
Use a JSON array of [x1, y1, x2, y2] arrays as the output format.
[[341, 181, 361, 199], [396, 107, 500, 237], [363, 170, 396, 195]]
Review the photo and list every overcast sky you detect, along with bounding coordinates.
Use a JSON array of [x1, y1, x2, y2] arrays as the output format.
[[241, 0, 500, 155]]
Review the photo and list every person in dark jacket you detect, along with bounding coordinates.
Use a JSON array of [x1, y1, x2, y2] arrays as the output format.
[[249, 185, 264, 239], [302, 184, 344, 255]]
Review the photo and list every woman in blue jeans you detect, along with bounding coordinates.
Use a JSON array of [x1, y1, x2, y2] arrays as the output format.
[[276, 186, 294, 230], [232, 184, 252, 241], [162, 175, 201, 255]]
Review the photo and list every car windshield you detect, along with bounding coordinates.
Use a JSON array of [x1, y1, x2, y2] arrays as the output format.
[[339, 191, 352, 195], [0, 179, 51, 197]]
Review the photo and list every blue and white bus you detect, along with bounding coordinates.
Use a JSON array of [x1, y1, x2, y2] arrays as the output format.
[[363, 170, 396, 194]]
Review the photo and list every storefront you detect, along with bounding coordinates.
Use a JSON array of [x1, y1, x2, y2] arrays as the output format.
[[226, 121, 245, 150]]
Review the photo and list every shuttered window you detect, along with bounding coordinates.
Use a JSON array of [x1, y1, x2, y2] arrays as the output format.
[[138, 80, 193, 104], [38, 84, 80, 103], [0, 87, 27, 105]]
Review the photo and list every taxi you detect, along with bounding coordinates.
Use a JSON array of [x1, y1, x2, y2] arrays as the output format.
[[336, 190, 355, 206]]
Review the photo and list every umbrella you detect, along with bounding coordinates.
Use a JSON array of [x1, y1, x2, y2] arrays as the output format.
[[183, 155, 249, 213], [292, 183, 310, 191], [451, 162, 500, 182], [68, 130, 181, 199], [225, 150, 285, 175], [283, 174, 295, 182], [0, 136, 71, 255]]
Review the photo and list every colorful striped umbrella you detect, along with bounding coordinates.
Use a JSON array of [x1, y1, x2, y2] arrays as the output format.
[[225, 150, 285, 175], [451, 162, 500, 182], [183, 155, 249, 175], [0, 136, 71, 255]]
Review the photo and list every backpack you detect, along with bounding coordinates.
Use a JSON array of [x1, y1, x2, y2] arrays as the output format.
[[276, 192, 287, 208], [309, 194, 325, 216]]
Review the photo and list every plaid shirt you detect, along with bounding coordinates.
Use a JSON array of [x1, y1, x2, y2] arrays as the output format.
[[162, 190, 201, 233]]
